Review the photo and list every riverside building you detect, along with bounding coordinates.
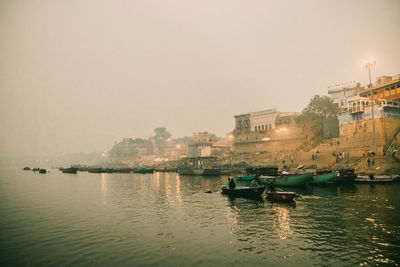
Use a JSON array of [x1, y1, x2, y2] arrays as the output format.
[[233, 108, 304, 153]]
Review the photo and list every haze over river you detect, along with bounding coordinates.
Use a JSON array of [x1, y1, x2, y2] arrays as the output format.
[[0, 170, 399, 266]]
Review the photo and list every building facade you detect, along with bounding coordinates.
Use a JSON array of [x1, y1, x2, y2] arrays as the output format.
[[233, 108, 303, 153]]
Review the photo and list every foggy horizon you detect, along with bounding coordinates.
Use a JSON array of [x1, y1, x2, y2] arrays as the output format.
[[1, 0, 400, 159]]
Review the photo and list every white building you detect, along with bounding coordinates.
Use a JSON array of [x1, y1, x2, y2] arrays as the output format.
[[328, 83, 362, 110]]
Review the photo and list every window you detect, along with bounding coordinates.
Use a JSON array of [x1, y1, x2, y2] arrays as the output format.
[[391, 86, 395, 90], [386, 88, 389, 91], [254, 126, 257, 131], [262, 125, 264, 130], [374, 91, 377, 95], [397, 84, 400, 88]]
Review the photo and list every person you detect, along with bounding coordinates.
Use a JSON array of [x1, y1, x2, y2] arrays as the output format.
[[268, 182, 276, 192], [367, 157, 371, 167], [229, 178, 236, 189], [250, 176, 261, 187]]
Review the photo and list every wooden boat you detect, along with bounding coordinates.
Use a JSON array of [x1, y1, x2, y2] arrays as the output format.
[[266, 191, 296, 201], [334, 169, 357, 183], [259, 173, 312, 187], [221, 169, 233, 175], [236, 175, 256, 181], [88, 168, 103, 173], [62, 167, 78, 174], [178, 168, 221, 176], [310, 172, 337, 185], [355, 174, 394, 183], [221, 185, 266, 198], [133, 168, 154, 174]]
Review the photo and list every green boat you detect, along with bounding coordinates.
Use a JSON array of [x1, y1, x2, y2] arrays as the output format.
[[236, 175, 256, 181], [310, 172, 337, 185], [259, 173, 312, 187]]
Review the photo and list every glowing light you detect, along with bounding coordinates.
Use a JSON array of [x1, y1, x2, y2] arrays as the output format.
[[364, 57, 376, 68]]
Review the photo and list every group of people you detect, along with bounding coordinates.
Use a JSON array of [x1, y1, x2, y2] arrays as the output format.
[[227, 178, 236, 188]]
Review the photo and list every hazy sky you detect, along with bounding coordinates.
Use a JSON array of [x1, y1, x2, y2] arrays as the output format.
[[1, 0, 399, 158]]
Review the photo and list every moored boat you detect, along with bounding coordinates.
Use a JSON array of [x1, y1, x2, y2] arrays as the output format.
[[178, 168, 221, 176], [355, 174, 394, 183], [236, 175, 256, 181], [334, 169, 357, 183], [62, 167, 78, 174], [266, 191, 296, 201], [259, 172, 312, 187], [88, 168, 103, 173], [23, 167, 31, 171], [310, 172, 337, 185], [221, 185, 266, 198], [39, 169, 47, 174]]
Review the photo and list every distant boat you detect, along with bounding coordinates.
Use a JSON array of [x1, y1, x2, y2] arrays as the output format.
[[177, 168, 221, 176], [236, 175, 256, 181], [355, 174, 394, 183], [39, 169, 47, 174], [88, 168, 103, 173], [334, 169, 357, 183], [32, 168, 39, 172], [62, 168, 78, 174], [259, 173, 312, 187], [221, 185, 265, 198], [133, 168, 154, 174], [235, 166, 279, 181], [310, 172, 337, 185], [23, 167, 31, 171], [266, 191, 296, 201]]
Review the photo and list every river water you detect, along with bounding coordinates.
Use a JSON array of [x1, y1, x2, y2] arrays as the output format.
[[0, 169, 399, 266]]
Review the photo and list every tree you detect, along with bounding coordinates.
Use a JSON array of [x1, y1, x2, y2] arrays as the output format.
[[152, 127, 172, 156], [299, 95, 339, 142]]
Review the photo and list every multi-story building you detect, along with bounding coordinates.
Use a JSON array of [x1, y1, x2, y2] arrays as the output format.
[[328, 82, 362, 111], [359, 74, 400, 101], [233, 108, 303, 153], [332, 74, 400, 155]]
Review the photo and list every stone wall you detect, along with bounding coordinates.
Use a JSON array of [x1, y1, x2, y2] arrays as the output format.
[[338, 117, 400, 156]]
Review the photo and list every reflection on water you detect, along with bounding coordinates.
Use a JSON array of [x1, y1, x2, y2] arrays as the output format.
[[0, 170, 399, 266], [272, 206, 293, 240]]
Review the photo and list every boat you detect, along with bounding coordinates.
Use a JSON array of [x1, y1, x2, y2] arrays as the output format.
[[220, 169, 233, 175], [62, 167, 78, 174], [310, 172, 337, 185], [177, 168, 221, 176], [236, 175, 256, 181], [221, 185, 266, 198], [133, 168, 154, 174], [23, 167, 31, 171], [39, 169, 47, 174], [266, 191, 296, 201], [259, 172, 312, 187], [235, 166, 279, 181], [355, 174, 394, 183], [334, 169, 357, 183], [88, 168, 103, 173]]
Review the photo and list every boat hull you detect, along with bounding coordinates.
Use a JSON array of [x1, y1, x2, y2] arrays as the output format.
[[236, 175, 256, 181], [259, 173, 312, 187], [221, 186, 265, 198], [62, 168, 78, 174], [266, 192, 296, 201], [311, 172, 337, 185], [355, 178, 394, 183], [178, 168, 221, 176]]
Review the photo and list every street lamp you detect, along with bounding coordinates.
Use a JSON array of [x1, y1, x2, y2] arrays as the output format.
[[364, 58, 376, 153]]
